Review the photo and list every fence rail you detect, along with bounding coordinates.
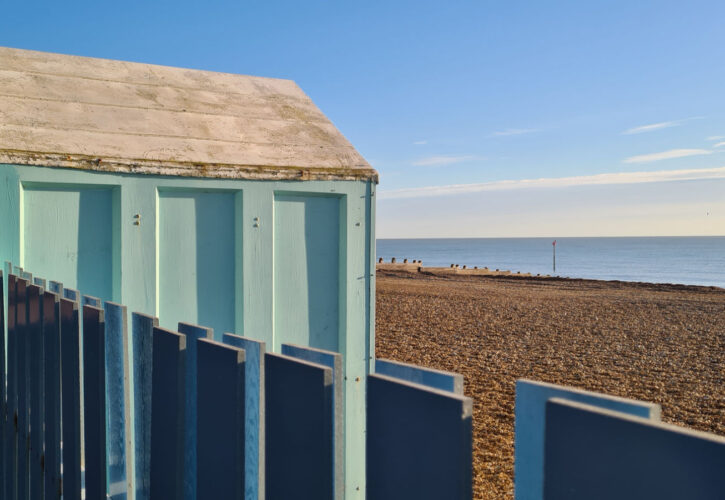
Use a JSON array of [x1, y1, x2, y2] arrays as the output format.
[[0, 265, 723, 499]]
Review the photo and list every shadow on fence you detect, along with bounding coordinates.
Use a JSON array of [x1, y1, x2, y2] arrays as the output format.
[[1, 265, 724, 500]]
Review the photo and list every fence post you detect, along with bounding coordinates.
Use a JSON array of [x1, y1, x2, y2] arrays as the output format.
[[150, 327, 186, 500], [222, 333, 266, 500], [265, 353, 334, 500], [176, 322, 212, 500], [16, 278, 29, 500], [42, 290, 62, 500], [83, 305, 107, 500], [60, 298, 82, 500], [129, 313, 158, 500], [197, 339, 245, 499], [0, 271, 5, 497], [28, 283, 44, 500], [3, 273, 16, 500]]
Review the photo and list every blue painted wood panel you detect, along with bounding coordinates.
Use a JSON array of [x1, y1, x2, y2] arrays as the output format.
[[375, 358, 464, 395], [16, 278, 29, 500], [281, 344, 343, 500], [103, 302, 128, 499], [150, 327, 186, 500], [82, 305, 107, 500], [27, 283, 44, 500], [366, 373, 473, 500], [4, 274, 17, 500], [42, 290, 62, 500], [222, 333, 265, 500], [158, 191, 237, 339], [129, 312, 158, 500], [514, 379, 661, 500], [544, 398, 725, 500], [60, 298, 82, 500], [22, 185, 118, 301], [265, 352, 333, 500], [0, 272, 5, 496], [273, 193, 340, 352], [176, 322, 212, 500], [197, 339, 246, 500]]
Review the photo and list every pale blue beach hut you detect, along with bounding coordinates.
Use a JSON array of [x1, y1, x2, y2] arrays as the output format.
[[0, 46, 377, 495]]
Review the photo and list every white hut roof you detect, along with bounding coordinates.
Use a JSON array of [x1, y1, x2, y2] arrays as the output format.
[[0, 46, 377, 182]]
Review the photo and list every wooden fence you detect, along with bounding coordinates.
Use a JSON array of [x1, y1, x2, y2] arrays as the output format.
[[1, 264, 723, 500]]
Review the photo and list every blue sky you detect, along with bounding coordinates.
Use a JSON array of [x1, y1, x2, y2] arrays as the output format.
[[2, 1, 724, 236]]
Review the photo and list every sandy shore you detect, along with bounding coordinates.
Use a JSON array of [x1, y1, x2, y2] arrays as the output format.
[[375, 269, 725, 499]]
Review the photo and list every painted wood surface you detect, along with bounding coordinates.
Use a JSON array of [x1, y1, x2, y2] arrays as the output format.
[[27, 283, 43, 500], [83, 305, 107, 500], [281, 344, 344, 500], [222, 333, 266, 500], [42, 290, 62, 499], [514, 379, 661, 500], [0, 164, 375, 498], [265, 352, 334, 500], [4, 274, 16, 500], [150, 327, 186, 500], [366, 373, 473, 500], [375, 358, 464, 395], [544, 398, 725, 500], [16, 278, 29, 500], [197, 339, 246, 500], [60, 298, 82, 500], [0, 272, 5, 495]]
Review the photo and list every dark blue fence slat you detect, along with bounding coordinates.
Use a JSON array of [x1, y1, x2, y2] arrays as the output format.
[[82, 305, 107, 500], [375, 358, 464, 394], [197, 339, 245, 500], [33, 277, 46, 289], [130, 313, 158, 500], [544, 398, 725, 500], [3, 273, 15, 500], [82, 295, 101, 308], [0, 272, 5, 497], [48, 281, 63, 295], [367, 373, 473, 500], [28, 284, 44, 500], [62, 288, 79, 303], [150, 327, 186, 500], [222, 333, 266, 500], [281, 344, 344, 499], [176, 322, 212, 500], [514, 379, 661, 500], [16, 278, 29, 500], [60, 298, 82, 500], [265, 353, 333, 500], [42, 291, 62, 500], [103, 302, 128, 499]]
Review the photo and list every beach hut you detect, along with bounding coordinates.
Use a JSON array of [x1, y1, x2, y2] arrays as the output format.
[[0, 46, 377, 494]]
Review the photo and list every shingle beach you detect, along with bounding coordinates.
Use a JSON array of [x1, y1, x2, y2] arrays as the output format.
[[375, 269, 725, 499]]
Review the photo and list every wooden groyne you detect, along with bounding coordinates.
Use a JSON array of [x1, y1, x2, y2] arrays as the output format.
[[376, 258, 547, 277]]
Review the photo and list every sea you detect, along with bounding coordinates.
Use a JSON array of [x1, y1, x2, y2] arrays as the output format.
[[376, 237, 725, 288]]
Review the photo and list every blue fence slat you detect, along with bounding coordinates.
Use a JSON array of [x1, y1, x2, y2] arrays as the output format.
[[48, 281, 63, 295], [514, 379, 661, 500], [33, 277, 47, 289], [197, 339, 245, 499], [176, 322, 212, 500], [42, 291, 62, 500], [28, 283, 44, 500], [544, 398, 725, 500], [16, 278, 29, 500], [129, 313, 158, 500], [281, 344, 343, 499], [367, 373, 473, 500], [150, 327, 186, 500], [3, 273, 16, 500], [375, 358, 464, 394], [0, 271, 5, 496], [60, 298, 82, 500], [222, 333, 266, 500], [265, 352, 333, 500], [82, 295, 101, 308], [82, 305, 107, 500], [103, 302, 128, 499], [20, 270, 32, 281], [62, 288, 80, 303]]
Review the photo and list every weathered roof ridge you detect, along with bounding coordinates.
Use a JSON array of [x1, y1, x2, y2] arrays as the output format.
[[0, 46, 378, 182]]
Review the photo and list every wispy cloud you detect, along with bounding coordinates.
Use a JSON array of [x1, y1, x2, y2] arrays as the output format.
[[411, 155, 478, 166], [490, 128, 538, 137], [413, 140, 428, 145], [708, 136, 725, 142], [623, 148, 712, 163], [714, 141, 725, 148], [378, 166, 725, 199], [622, 116, 703, 135]]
